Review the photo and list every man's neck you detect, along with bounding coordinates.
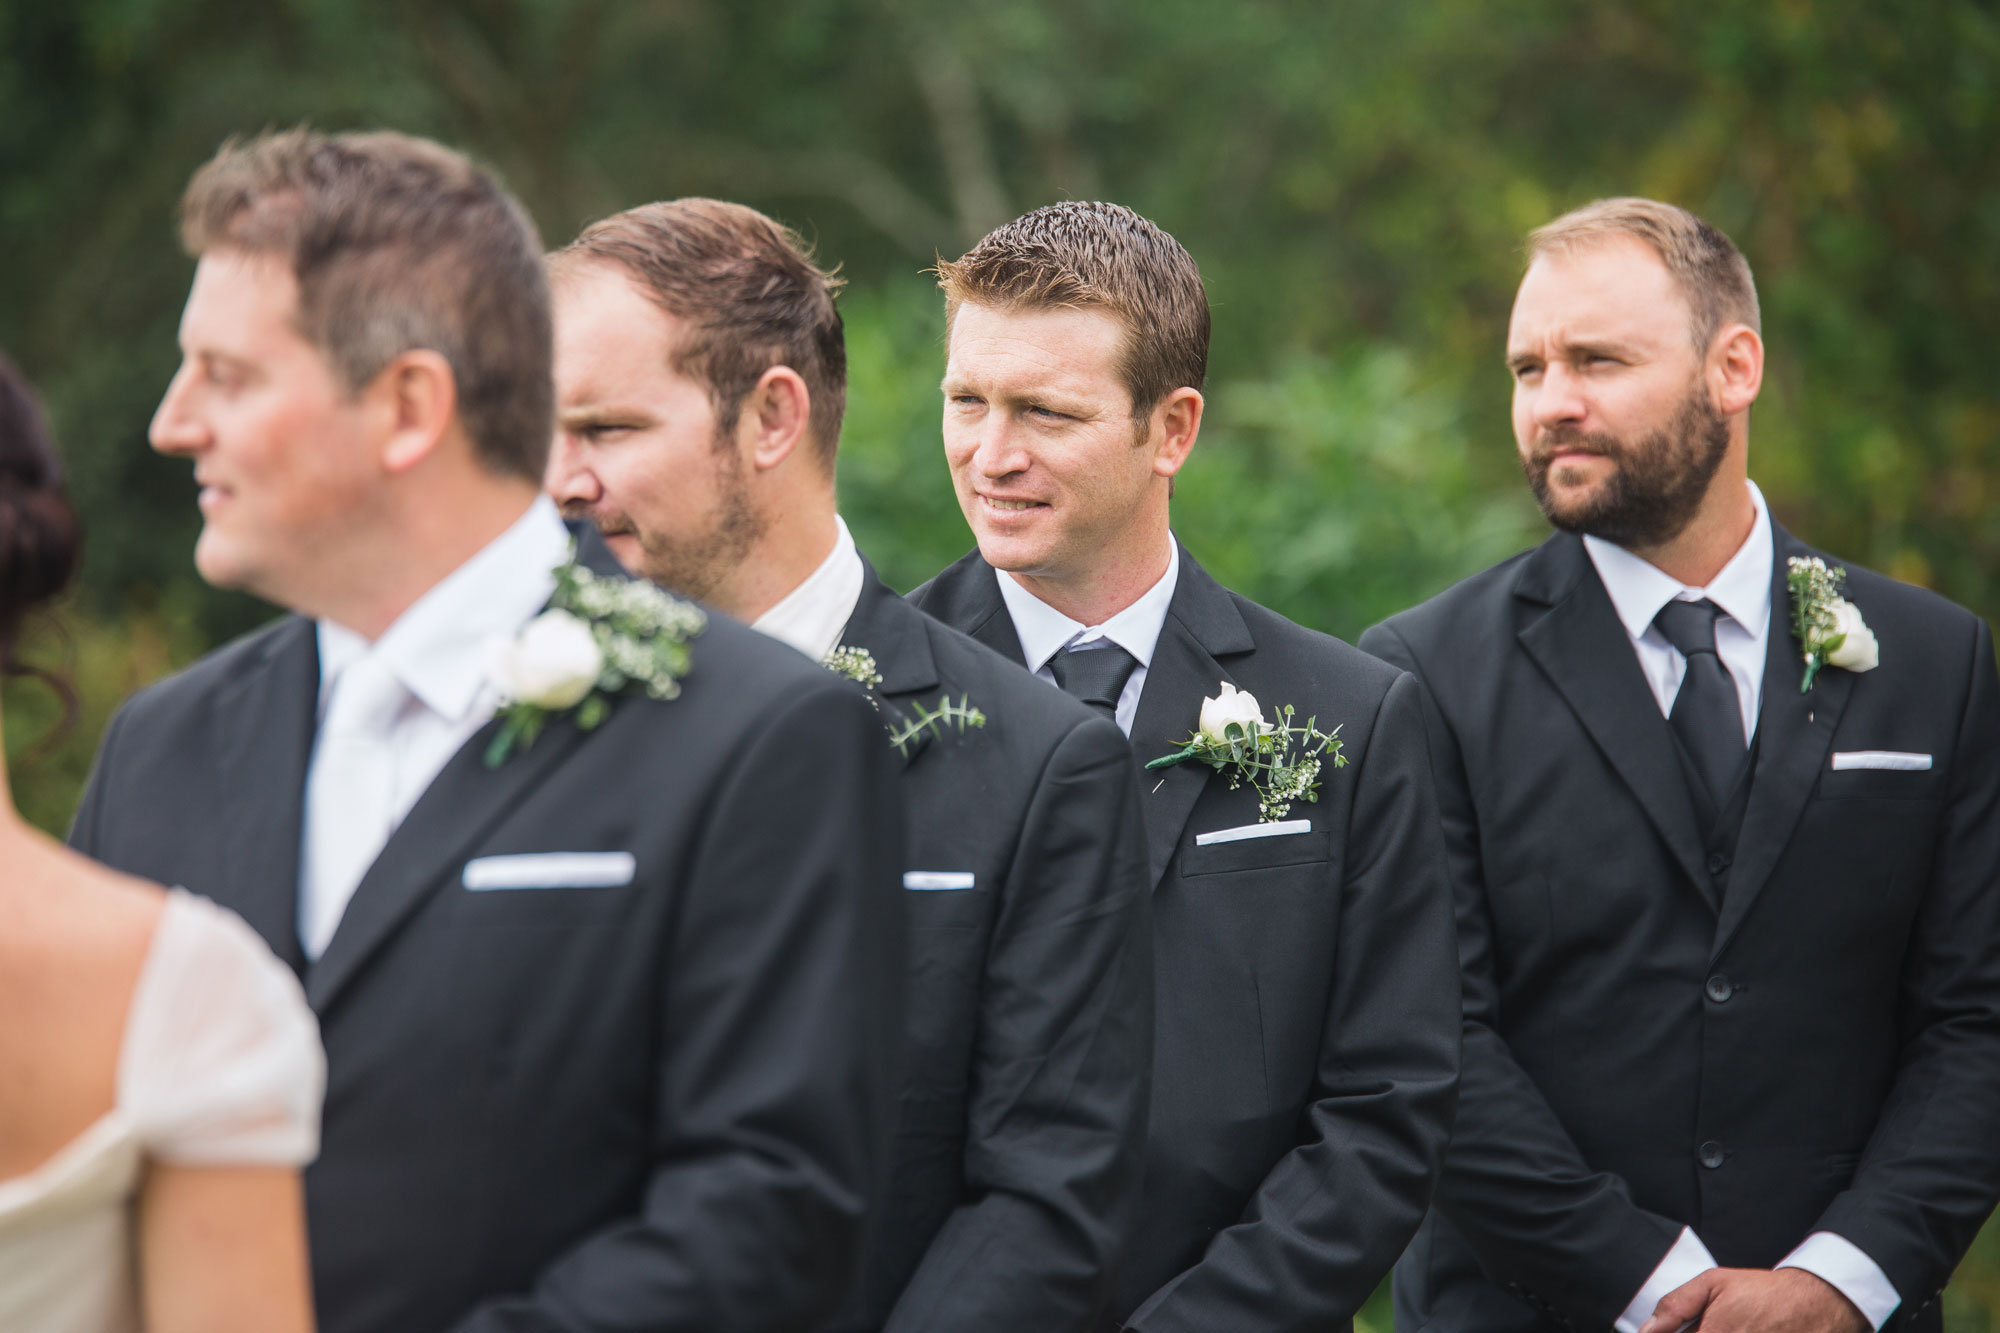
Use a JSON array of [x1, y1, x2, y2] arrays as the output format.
[[1005, 529, 1174, 627], [315, 479, 542, 641], [722, 500, 840, 625], [1622, 472, 1758, 589]]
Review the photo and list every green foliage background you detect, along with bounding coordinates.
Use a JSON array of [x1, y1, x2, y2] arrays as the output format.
[[3, 1, 1997, 1323]]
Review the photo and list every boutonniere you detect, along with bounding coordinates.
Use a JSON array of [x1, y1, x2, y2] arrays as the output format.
[[483, 552, 706, 767], [1787, 556, 1879, 693], [1146, 681, 1346, 822], [823, 643, 987, 757]]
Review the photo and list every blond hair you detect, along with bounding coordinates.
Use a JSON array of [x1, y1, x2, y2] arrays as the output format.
[[936, 201, 1208, 416], [1529, 197, 1760, 350]]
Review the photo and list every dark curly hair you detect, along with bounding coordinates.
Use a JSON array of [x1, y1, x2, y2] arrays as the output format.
[[0, 351, 81, 727]]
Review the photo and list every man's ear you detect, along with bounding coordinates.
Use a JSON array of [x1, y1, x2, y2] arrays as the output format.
[[1711, 323, 1763, 418], [375, 349, 460, 474], [1151, 387, 1204, 480], [743, 365, 813, 472]]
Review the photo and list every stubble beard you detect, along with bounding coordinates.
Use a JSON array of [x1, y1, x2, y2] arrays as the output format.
[[571, 442, 767, 605], [1523, 385, 1733, 549]]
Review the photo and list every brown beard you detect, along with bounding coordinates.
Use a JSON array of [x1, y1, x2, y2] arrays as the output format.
[[561, 434, 766, 602], [1523, 385, 1732, 548]]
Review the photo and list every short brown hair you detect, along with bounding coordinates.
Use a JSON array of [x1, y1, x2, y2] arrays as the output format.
[[1528, 197, 1761, 351], [549, 199, 848, 467], [180, 127, 553, 483], [935, 201, 1209, 417]]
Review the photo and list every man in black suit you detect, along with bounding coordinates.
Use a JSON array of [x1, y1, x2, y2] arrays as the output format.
[[542, 197, 1153, 1333], [70, 130, 906, 1333], [908, 201, 1462, 1332], [1361, 197, 2000, 1333]]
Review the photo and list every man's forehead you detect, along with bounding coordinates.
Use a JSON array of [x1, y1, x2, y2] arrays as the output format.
[[1509, 239, 1686, 344], [945, 303, 1127, 388]]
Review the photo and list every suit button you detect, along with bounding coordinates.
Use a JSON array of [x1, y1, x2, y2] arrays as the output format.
[[1699, 1140, 1727, 1169], [1707, 851, 1731, 875], [1705, 975, 1734, 1003]]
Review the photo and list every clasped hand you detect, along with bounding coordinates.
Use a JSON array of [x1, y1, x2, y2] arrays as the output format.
[[1636, 1267, 1869, 1333]]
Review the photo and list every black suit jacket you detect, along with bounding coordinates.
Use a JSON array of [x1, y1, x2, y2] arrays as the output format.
[[826, 560, 1152, 1332], [70, 535, 908, 1333], [1361, 524, 2000, 1333], [912, 541, 1461, 1333]]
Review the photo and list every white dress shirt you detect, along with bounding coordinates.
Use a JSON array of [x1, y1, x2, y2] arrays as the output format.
[[1583, 481, 1773, 743], [995, 539, 1180, 737], [1593, 482, 1899, 1330], [751, 516, 866, 664], [299, 497, 570, 958]]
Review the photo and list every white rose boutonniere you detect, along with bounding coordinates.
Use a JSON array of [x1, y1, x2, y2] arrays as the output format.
[[490, 610, 603, 709], [1198, 682, 1271, 745], [1150, 680, 1346, 822], [483, 551, 706, 767], [1787, 556, 1881, 692]]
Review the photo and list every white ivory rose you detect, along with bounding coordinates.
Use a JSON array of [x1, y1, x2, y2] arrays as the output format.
[[488, 610, 604, 709], [1825, 598, 1880, 672], [1198, 682, 1269, 744]]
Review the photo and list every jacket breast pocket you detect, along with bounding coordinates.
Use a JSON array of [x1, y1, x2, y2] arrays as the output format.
[[1815, 766, 1945, 802], [1181, 821, 1325, 878]]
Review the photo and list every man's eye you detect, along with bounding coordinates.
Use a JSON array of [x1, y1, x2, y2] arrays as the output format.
[[1027, 405, 1072, 423], [1512, 365, 1541, 382], [948, 394, 983, 408]]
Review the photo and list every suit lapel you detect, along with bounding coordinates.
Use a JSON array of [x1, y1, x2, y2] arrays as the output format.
[[917, 549, 1027, 667], [1712, 525, 1853, 957], [211, 618, 319, 972], [1514, 535, 1717, 911], [1128, 548, 1256, 888], [842, 558, 945, 770], [306, 711, 594, 1014]]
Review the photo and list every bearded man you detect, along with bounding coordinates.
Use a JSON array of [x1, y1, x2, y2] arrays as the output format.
[[1361, 198, 2000, 1333]]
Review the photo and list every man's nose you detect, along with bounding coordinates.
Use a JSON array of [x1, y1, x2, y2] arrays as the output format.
[[543, 433, 602, 508], [148, 365, 206, 457], [1529, 363, 1587, 431], [970, 417, 1032, 481]]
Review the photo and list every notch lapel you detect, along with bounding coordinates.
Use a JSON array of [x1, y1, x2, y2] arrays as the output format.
[[1128, 549, 1256, 888], [843, 559, 945, 770], [211, 618, 319, 972], [305, 711, 594, 1014], [912, 549, 1027, 667], [1712, 526, 1854, 957], [1514, 537, 1717, 911]]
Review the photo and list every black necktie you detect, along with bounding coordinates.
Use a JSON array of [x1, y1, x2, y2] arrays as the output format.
[[1653, 599, 1746, 804], [1048, 642, 1139, 722]]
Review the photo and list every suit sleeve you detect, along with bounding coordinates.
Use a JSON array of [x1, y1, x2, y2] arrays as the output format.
[[885, 716, 1153, 1333], [453, 680, 908, 1333], [1358, 622, 1685, 1328], [1126, 669, 1462, 1330], [1812, 618, 2000, 1320]]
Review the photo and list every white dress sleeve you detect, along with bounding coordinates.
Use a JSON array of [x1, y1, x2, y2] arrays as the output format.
[[119, 890, 326, 1167]]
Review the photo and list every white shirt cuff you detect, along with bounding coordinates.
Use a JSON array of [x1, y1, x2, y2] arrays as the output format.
[[1615, 1227, 1719, 1333], [1777, 1231, 1901, 1329]]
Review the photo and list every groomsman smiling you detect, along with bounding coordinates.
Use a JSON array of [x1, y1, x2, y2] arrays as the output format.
[[544, 198, 1155, 1333], [910, 201, 1461, 1333], [1363, 198, 2000, 1333]]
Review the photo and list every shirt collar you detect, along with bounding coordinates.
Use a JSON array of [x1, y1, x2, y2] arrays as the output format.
[[316, 496, 571, 721], [997, 538, 1181, 674], [1583, 480, 1774, 642], [751, 516, 865, 664]]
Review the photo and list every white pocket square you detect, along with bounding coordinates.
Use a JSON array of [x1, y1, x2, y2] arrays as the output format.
[[1830, 751, 1933, 772], [904, 871, 976, 891], [463, 852, 637, 891], [1195, 818, 1312, 847]]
